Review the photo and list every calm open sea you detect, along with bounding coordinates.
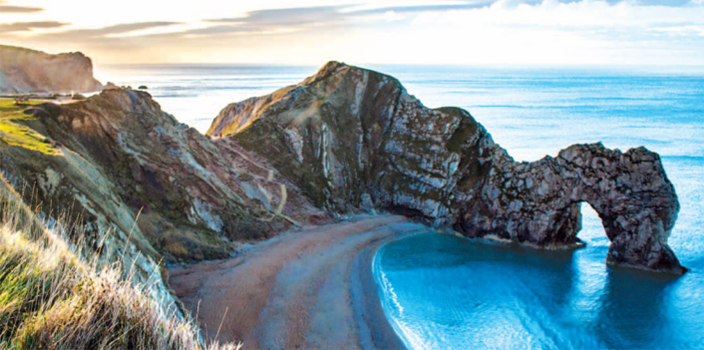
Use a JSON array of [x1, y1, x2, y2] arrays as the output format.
[[96, 64, 704, 349]]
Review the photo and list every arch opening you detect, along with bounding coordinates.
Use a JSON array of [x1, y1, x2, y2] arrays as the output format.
[[576, 202, 610, 250]]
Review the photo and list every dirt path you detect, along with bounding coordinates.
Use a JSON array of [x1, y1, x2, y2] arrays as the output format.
[[169, 215, 424, 349]]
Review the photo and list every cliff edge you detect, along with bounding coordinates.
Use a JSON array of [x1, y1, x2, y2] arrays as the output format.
[[0, 45, 103, 94], [209, 61, 685, 274]]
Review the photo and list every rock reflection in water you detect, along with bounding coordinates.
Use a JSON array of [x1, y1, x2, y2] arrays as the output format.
[[374, 229, 701, 350]]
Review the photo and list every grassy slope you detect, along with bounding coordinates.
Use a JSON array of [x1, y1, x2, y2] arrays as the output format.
[[0, 183, 239, 350], [0, 100, 57, 155], [0, 99, 239, 349]]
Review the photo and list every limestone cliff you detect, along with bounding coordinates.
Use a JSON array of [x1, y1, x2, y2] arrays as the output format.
[[209, 61, 685, 274], [0, 45, 103, 94], [1, 89, 328, 319], [2, 89, 324, 260]]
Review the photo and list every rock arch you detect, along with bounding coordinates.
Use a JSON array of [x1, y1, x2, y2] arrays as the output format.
[[210, 61, 685, 274], [455, 143, 685, 274]]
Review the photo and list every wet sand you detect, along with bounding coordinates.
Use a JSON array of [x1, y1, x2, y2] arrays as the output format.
[[169, 214, 425, 349]]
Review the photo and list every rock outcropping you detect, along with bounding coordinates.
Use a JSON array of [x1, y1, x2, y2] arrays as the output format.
[[209, 61, 685, 274], [2, 89, 324, 261], [0, 45, 103, 93], [1, 88, 329, 319]]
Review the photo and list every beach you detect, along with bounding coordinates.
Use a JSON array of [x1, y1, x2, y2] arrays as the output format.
[[169, 215, 423, 349]]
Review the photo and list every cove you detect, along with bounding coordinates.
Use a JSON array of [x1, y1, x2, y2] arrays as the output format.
[[373, 207, 704, 350]]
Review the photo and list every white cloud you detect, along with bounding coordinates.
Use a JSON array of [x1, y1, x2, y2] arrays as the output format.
[[370, 0, 704, 65], [430, 0, 704, 28], [1, 0, 703, 66]]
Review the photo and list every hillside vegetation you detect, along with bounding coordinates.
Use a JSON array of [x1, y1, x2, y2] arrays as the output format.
[[0, 89, 323, 348], [0, 100, 57, 155], [0, 177, 239, 350]]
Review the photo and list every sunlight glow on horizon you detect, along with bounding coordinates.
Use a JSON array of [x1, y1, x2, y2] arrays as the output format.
[[1, 0, 703, 68]]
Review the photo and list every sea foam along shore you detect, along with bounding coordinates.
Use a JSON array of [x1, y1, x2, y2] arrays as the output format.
[[373, 238, 416, 350], [169, 214, 425, 349]]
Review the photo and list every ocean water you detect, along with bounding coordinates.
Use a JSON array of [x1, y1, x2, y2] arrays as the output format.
[[95, 64, 704, 349], [95, 65, 318, 132], [374, 67, 704, 350]]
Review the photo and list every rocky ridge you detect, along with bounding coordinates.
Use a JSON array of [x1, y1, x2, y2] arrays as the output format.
[[209, 61, 685, 274], [1, 88, 328, 319], [0, 45, 103, 94]]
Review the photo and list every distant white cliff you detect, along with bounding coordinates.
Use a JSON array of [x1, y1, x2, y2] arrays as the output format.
[[0, 45, 103, 94]]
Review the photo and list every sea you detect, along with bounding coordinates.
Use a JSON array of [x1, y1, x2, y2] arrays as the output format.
[[96, 64, 704, 350]]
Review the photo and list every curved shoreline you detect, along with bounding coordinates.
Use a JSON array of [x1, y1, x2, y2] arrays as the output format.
[[352, 227, 414, 350], [168, 214, 424, 349]]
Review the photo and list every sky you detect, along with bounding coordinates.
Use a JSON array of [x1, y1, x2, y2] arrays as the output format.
[[1, 0, 704, 67]]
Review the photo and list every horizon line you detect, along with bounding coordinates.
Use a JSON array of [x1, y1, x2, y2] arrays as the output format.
[[95, 62, 704, 74]]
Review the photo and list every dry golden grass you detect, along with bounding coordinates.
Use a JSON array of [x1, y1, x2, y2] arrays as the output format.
[[0, 183, 240, 350]]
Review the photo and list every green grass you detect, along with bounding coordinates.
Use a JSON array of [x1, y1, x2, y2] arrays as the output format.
[[0, 99, 58, 156], [0, 181, 240, 350], [0, 100, 43, 114]]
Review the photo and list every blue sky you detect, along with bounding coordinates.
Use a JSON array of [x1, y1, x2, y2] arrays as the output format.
[[1, 0, 703, 67]]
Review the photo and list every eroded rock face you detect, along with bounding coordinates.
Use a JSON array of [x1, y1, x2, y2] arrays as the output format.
[[1, 87, 329, 327], [209, 61, 685, 274], [456, 143, 683, 274], [0, 45, 103, 93], [1, 89, 325, 262]]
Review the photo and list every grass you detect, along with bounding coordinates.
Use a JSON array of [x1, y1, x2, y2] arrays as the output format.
[[0, 99, 59, 155], [0, 180, 240, 350], [0, 100, 44, 114]]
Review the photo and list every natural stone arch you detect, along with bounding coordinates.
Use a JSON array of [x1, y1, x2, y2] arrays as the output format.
[[210, 61, 685, 274], [455, 143, 685, 274]]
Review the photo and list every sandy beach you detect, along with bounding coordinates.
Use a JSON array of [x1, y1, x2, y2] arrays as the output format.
[[169, 214, 425, 349]]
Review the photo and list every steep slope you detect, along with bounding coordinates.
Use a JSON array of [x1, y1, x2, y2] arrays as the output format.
[[1, 89, 328, 324], [0, 45, 103, 94], [1, 90, 324, 260], [0, 188, 236, 349], [209, 61, 684, 274]]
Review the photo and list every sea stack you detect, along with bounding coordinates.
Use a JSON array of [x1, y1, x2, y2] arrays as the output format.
[[208, 61, 685, 274], [0, 45, 103, 94]]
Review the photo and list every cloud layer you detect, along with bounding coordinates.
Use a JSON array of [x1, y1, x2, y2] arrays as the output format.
[[0, 0, 44, 14], [1, 0, 703, 66], [0, 21, 65, 33]]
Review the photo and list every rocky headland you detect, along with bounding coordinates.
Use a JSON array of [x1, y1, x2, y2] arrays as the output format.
[[0, 45, 103, 94], [209, 61, 685, 274]]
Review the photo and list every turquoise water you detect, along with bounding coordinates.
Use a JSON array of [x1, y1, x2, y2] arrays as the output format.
[[374, 231, 704, 349], [372, 67, 704, 350], [95, 65, 704, 349]]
